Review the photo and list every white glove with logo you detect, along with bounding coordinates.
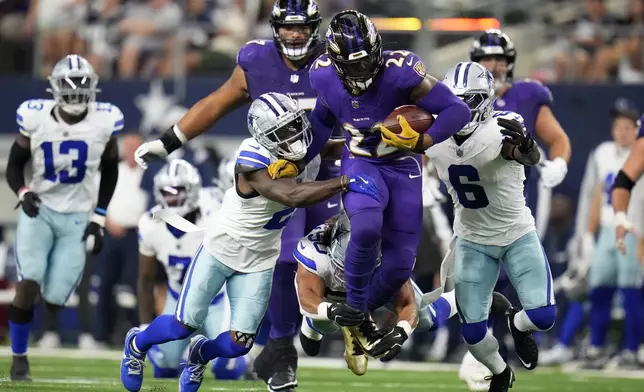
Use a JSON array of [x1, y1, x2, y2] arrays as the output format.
[[134, 140, 168, 169], [539, 157, 568, 188]]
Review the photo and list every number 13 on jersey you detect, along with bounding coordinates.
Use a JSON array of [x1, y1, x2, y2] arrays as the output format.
[[41, 140, 89, 184]]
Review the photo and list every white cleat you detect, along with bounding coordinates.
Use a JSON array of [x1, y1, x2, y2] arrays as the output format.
[[37, 331, 61, 349], [78, 333, 106, 351], [341, 327, 368, 376], [540, 344, 574, 366], [459, 351, 491, 392]]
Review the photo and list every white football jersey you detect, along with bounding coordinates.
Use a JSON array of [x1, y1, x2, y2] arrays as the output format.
[[294, 224, 346, 302], [591, 142, 632, 226], [426, 111, 535, 246], [138, 187, 225, 299], [203, 138, 321, 273], [17, 99, 124, 213]]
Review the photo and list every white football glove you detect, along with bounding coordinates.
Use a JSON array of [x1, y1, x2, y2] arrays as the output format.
[[539, 157, 568, 188], [134, 140, 168, 169]]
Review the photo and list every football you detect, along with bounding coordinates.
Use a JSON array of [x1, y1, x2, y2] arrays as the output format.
[[382, 105, 434, 134]]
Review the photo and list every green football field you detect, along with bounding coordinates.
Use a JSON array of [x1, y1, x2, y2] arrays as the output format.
[[1, 351, 644, 392]]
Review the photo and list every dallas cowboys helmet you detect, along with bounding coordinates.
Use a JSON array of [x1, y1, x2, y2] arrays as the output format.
[[247, 92, 312, 161], [153, 159, 202, 217], [443, 62, 496, 136], [328, 213, 381, 287], [47, 54, 99, 116], [270, 0, 322, 61]]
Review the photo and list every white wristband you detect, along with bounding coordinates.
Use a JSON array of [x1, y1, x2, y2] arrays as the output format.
[[615, 211, 632, 230], [397, 320, 414, 336], [18, 187, 30, 200], [173, 124, 188, 144], [317, 302, 331, 320], [91, 213, 106, 227]]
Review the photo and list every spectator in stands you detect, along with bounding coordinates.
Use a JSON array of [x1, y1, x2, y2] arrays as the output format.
[[0, 0, 33, 75], [554, 0, 619, 81], [117, 0, 183, 78], [91, 133, 148, 346], [82, 0, 123, 77], [591, 0, 644, 83], [27, 0, 88, 77]]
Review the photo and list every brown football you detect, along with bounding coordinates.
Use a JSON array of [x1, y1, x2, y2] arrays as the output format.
[[383, 105, 434, 134]]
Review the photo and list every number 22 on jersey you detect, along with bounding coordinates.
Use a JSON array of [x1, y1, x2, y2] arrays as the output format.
[[448, 164, 489, 209], [41, 140, 88, 184]]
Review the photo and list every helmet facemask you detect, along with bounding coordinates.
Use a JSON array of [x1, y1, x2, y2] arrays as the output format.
[[48, 74, 99, 116], [272, 22, 321, 61], [457, 92, 494, 135], [257, 109, 312, 161]]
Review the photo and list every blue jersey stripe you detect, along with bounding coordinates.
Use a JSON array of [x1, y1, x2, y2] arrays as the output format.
[[294, 247, 316, 271], [235, 157, 268, 169], [16, 113, 23, 124], [239, 150, 270, 165]]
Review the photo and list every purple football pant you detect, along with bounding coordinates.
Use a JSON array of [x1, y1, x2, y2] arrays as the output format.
[[342, 154, 423, 313], [267, 160, 341, 340]]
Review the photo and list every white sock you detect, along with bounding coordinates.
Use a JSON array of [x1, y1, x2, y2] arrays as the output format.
[[248, 343, 264, 360], [467, 330, 507, 375], [513, 310, 537, 332], [441, 290, 458, 318], [131, 337, 143, 354], [300, 318, 323, 341]]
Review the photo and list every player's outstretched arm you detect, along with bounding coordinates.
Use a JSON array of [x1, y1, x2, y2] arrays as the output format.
[[244, 169, 347, 208], [295, 264, 326, 317], [535, 105, 571, 163], [410, 75, 470, 150], [499, 118, 541, 166], [135, 66, 250, 168], [137, 253, 158, 327]]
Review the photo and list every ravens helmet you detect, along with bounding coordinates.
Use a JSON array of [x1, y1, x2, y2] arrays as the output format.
[[470, 29, 516, 87], [325, 10, 383, 94], [269, 0, 322, 61]]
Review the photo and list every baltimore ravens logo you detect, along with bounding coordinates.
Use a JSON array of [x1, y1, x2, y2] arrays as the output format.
[[413, 61, 426, 78]]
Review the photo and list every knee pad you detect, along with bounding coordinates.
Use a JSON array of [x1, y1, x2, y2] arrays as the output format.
[[526, 305, 556, 331], [8, 305, 34, 324], [211, 357, 248, 380], [44, 301, 64, 313], [461, 320, 488, 345]]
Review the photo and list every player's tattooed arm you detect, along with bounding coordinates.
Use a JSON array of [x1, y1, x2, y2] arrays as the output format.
[[137, 253, 158, 325], [392, 280, 419, 329], [176, 65, 250, 141], [6, 134, 31, 195], [295, 264, 326, 315], [242, 168, 346, 208]]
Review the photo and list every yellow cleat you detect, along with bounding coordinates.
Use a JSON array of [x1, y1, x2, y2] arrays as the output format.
[[346, 314, 383, 355], [341, 327, 368, 376]]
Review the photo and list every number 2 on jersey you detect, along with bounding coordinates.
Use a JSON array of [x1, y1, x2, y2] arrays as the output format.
[[604, 172, 615, 204], [264, 208, 296, 230], [168, 255, 191, 285], [41, 140, 88, 184], [448, 164, 489, 209]]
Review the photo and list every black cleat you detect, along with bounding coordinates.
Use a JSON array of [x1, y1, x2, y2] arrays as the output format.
[[299, 331, 321, 357], [485, 365, 515, 392], [506, 307, 538, 370], [267, 365, 298, 391], [10, 355, 32, 381], [490, 292, 512, 316]]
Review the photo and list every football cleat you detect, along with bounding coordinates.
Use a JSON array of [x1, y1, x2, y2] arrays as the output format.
[[341, 327, 368, 376], [299, 330, 322, 357], [10, 355, 32, 382], [506, 307, 538, 370], [120, 327, 146, 392], [347, 313, 384, 354], [459, 351, 491, 391], [485, 365, 515, 392], [540, 344, 574, 365], [267, 365, 298, 391], [179, 335, 208, 392]]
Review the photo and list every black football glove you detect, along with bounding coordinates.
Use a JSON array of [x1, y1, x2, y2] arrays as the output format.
[[498, 117, 535, 154], [17, 189, 41, 218], [327, 302, 365, 327], [369, 325, 409, 362], [83, 210, 106, 255]]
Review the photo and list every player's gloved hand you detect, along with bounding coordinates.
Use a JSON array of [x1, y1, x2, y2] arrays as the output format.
[[326, 302, 365, 327], [498, 118, 535, 154], [17, 187, 41, 218], [134, 126, 187, 169], [379, 116, 424, 152], [369, 325, 409, 361], [83, 208, 106, 255], [268, 159, 299, 179], [342, 174, 381, 202], [539, 157, 568, 188]]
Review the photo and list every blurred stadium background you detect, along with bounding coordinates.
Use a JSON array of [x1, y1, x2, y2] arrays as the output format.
[[1, 0, 644, 388]]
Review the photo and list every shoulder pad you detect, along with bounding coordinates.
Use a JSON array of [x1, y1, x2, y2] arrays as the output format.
[[383, 50, 426, 91], [235, 138, 273, 170], [237, 39, 274, 71], [137, 209, 157, 238], [294, 236, 328, 275], [519, 79, 553, 106], [16, 99, 51, 136], [99, 102, 125, 135]]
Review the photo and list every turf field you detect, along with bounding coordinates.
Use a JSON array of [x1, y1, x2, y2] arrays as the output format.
[[1, 349, 644, 391]]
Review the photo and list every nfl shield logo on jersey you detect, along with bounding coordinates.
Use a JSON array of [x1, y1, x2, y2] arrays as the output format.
[[290, 74, 299, 84], [352, 100, 359, 108]]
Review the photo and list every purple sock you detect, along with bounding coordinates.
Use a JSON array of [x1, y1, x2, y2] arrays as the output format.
[[559, 301, 585, 347], [589, 287, 615, 347], [621, 288, 643, 352], [200, 331, 251, 362], [134, 314, 192, 353]]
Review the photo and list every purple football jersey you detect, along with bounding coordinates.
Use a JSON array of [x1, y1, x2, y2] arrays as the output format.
[[493, 79, 553, 138], [309, 50, 428, 162], [638, 115, 644, 138]]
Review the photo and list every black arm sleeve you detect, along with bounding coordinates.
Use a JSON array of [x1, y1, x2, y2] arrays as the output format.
[[6, 139, 32, 195], [96, 137, 119, 211]]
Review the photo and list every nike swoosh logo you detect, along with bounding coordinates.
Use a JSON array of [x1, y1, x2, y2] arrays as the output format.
[[409, 173, 421, 179], [519, 358, 532, 368], [406, 58, 414, 66], [298, 241, 306, 250], [248, 144, 260, 150], [327, 202, 339, 208], [358, 176, 369, 184]]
